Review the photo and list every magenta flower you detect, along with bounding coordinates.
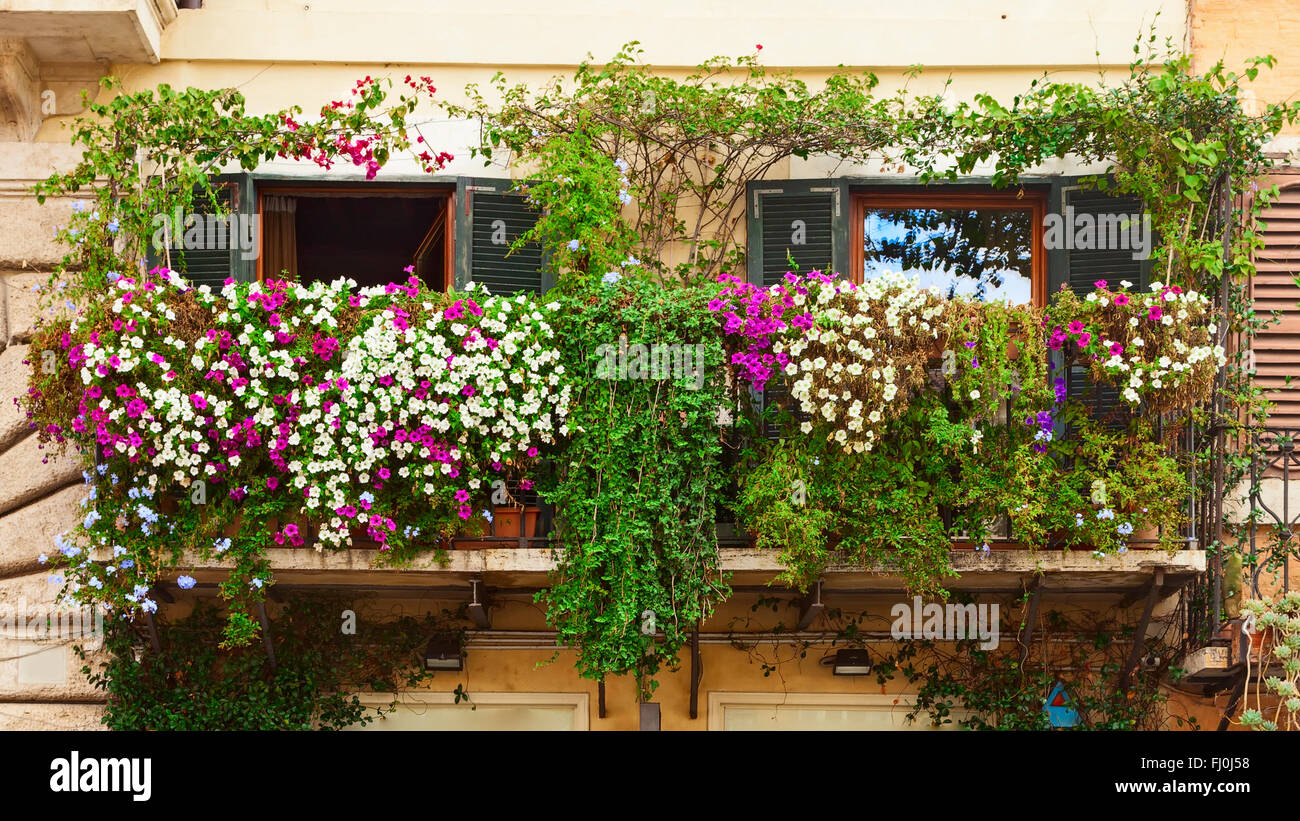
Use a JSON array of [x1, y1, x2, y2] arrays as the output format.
[[1109, 342, 1124, 356], [190, 394, 208, 410], [1067, 321, 1085, 335], [1094, 280, 1108, 289], [1114, 293, 1130, 306], [266, 477, 279, 490], [1148, 306, 1163, 321], [454, 489, 470, 503], [1077, 332, 1092, 348]]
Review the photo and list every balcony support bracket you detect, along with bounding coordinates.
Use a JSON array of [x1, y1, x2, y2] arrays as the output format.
[[1119, 570, 1163, 692], [796, 580, 825, 632]]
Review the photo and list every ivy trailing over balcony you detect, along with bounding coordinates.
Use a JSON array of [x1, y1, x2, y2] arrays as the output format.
[[537, 277, 731, 700]]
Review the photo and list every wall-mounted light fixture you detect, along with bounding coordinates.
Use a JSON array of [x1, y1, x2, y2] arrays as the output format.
[[830, 648, 873, 676], [423, 635, 463, 671]]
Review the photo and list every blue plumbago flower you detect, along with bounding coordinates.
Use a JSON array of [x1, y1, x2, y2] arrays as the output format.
[[141, 598, 157, 614], [140, 523, 150, 536], [1092, 550, 1106, 562], [105, 566, 116, 575], [621, 256, 640, 268], [1117, 546, 1128, 554], [88, 487, 97, 501], [96, 463, 108, 475], [71, 200, 85, 213], [83, 510, 101, 529], [128, 487, 140, 499], [482, 509, 494, 523], [107, 218, 120, 233], [111, 474, 119, 486], [48, 575, 63, 585], [1096, 508, 1115, 520], [176, 575, 197, 590], [618, 190, 632, 205], [120, 559, 134, 569], [132, 585, 149, 599], [38, 553, 48, 564], [64, 300, 75, 311], [359, 491, 375, 505], [30, 283, 40, 293], [249, 578, 264, 590], [213, 537, 231, 553], [113, 545, 127, 557], [88, 577, 103, 589], [1073, 513, 1084, 527], [614, 158, 629, 173], [602, 271, 621, 286], [106, 271, 120, 283], [136, 504, 158, 523], [1117, 522, 1134, 536], [566, 239, 581, 252], [81, 470, 92, 484]]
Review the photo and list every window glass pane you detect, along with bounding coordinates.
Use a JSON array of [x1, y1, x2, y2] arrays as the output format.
[[862, 207, 1033, 303]]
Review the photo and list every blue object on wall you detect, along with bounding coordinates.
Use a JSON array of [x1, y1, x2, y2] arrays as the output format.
[[1044, 680, 1080, 728]]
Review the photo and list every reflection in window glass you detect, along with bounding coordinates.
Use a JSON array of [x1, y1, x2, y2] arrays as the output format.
[[862, 207, 1033, 303]]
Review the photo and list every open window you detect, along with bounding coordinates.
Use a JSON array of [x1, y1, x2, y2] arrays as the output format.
[[257, 186, 454, 291]]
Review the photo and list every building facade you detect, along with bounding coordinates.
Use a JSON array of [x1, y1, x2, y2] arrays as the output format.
[[0, 0, 1295, 730]]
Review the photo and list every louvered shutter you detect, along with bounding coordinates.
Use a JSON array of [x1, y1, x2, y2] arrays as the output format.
[[1049, 179, 1150, 424], [1254, 175, 1300, 429], [454, 177, 548, 295], [148, 174, 256, 287], [746, 179, 849, 286], [745, 180, 848, 436]]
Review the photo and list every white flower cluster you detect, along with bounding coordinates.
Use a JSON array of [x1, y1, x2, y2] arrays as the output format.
[[1084, 282, 1225, 407], [771, 271, 946, 453]]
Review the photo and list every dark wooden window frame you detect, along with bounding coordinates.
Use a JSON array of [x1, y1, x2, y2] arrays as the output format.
[[849, 186, 1049, 307], [254, 182, 456, 290]]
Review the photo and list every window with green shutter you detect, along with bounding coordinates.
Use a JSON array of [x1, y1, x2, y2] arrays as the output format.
[[1047, 179, 1151, 425], [147, 173, 256, 288], [454, 177, 549, 295], [746, 179, 850, 287]]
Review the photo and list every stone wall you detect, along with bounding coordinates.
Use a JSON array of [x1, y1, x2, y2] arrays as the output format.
[[0, 141, 106, 728]]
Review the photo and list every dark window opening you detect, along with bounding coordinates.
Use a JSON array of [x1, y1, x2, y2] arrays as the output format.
[[260, 191, 451, 291]]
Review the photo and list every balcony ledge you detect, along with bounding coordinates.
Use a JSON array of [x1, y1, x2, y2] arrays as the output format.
[[179, 547, 1206, 595]]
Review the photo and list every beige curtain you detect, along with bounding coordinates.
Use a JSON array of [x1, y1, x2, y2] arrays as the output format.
[[262, 195, 298, 281]]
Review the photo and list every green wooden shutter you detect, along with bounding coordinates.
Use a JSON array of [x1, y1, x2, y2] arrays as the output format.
[[746, 179, 849, 286], [746, 179, 849, 436], [454, 177, 548, 295], [148, 173, 255, 288], [1048, 178, 1151, 424]]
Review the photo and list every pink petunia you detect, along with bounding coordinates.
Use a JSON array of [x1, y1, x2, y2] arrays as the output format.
[[1077, 332, 1092, 348], [1109, 342, 1124, 356], [1148, 306, 1163, 321], [1094, 280, 1108, 289], [1114, 293, 1130, 306]]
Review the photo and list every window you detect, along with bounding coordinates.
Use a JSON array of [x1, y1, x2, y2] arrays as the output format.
[[345, 692, 589, 731], [173, 174, 550, 296], [257, 186, 454, 291], [706, 692, 967, 731], [852, 189, 1046, 305]]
